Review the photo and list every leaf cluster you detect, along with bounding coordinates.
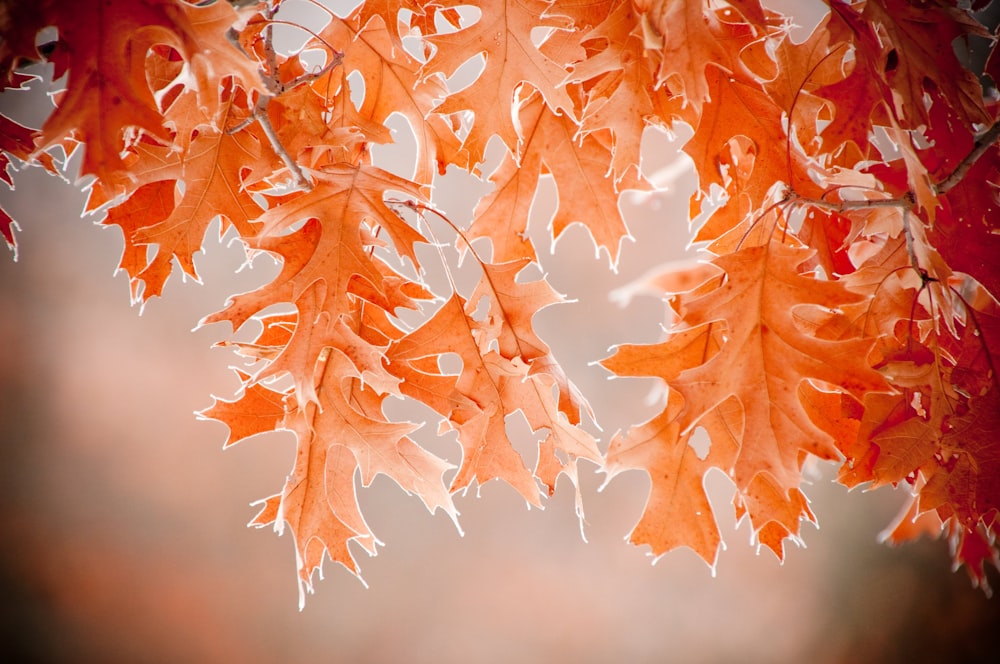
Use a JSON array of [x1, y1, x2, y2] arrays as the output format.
[[1, 0, 998, 599]]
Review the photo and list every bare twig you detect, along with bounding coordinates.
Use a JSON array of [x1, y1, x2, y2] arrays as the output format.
[[230, 5, 346, 191], [253, 100, 311, 189], [790, 119, 1000, 214], [933, 120, 1000, 195], [788, 191, 914, 213], [281, 52, 343, 93]]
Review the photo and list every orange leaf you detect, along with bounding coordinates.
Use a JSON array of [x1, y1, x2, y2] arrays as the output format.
[[203, 165, 424, 333], [604, 393, 727, 567], [320, 11, 467, 181], [267, 349, 457, 604], [393, 294, 543, 504], [198, 369, 287, 448], [128, 93, 271, 297], [425, 0, 577, 165], [33, 0, 260, 186]]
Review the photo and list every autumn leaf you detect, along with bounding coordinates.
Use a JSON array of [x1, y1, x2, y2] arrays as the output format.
[[467, 151, 540, 263], [468, 93, 640, 266], [319, 10, 467, 182], [922, 390, 1000, 528], [604, 238, 889, 556], [840, 0, 990, 130], [603, 392, 735, 567], [392, 294, 540, 501], [124, 92, 273, 298], [202, 164, 425, 336], [424, 0, 577, 165], [567, 0, 680, 183], [29, 0, 260, 187], [634, 0, 768, 108], [931, 142, 1000, 298], [468, 257, 563, 362], [198, 369, 286, 449], [668, 241, 883, 487], [100, 180, 176, 302]]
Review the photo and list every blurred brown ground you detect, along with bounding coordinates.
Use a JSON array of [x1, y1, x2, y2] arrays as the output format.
[[2, 7, 1000, 662]]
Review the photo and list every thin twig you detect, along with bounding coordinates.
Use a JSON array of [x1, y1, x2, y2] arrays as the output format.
[[281, 52, 344, 93], [933, 120, 1000, 195], [265, 18, 342, 63], [253, 99, 311, 189], [262, 6, 280, 94], [791, 191, 914, 212], [233, 3, 348, 191], [791, 119, 1000, 214]]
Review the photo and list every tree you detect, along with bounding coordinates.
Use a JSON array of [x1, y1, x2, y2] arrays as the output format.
[[1, 0, 997, 604]]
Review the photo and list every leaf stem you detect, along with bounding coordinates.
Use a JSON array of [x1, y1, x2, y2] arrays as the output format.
[[947, 284, 1000, 391], [901, 208, 934, 284], [387, 198, 537, 362], [790, 192, 914, 212]]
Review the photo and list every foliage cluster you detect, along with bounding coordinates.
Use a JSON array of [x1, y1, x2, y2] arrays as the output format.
[[1, 0, 998, 601]]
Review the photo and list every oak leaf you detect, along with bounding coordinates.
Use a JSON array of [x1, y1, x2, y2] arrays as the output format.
[[424, 0, 577, 165], [202, 164, 425, 335], [635, 0, 764, 107], [603, 393, 731, 567], [319, 11, 467, 182], [198, 369, 287, 449], [31, 0, 260, 187], [391, 294, 544, 504], [604, 239, 889, 555], [126, 92, 272, 298], [468, 93, 639, 266]]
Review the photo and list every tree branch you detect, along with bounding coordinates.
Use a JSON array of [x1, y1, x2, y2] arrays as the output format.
[[933, 120, 1000, 195], [231, 7, 345, 191], [790, 119, 1000, 214], [253, 101, 311, 190]]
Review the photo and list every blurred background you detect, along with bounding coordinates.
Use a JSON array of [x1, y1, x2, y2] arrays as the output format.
[[2, 1, 999, 662]]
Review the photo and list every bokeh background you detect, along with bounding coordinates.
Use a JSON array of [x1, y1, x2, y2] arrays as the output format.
[[2, 1, 999, 662]]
